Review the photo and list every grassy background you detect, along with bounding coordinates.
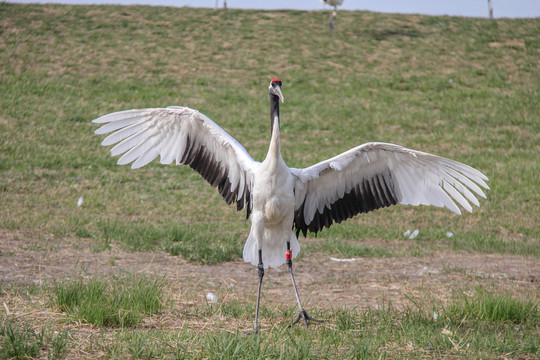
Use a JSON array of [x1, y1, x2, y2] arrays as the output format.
[[1, 4, 539, 256], [0, 3, 539, 358], [1, 4, 538, 259]]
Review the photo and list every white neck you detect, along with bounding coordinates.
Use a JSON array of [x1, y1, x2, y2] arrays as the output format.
[[266, 114, 281, 163]]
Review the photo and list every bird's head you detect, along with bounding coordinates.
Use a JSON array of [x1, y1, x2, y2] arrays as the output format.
[[269, 78, 284, 103]]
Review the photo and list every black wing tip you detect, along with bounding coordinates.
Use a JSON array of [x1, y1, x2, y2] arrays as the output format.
[[293, 170, 399, 236], [180, 135, 253, 216]]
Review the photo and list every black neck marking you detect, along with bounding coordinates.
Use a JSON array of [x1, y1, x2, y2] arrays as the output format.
[[270, 93, 280, 135]]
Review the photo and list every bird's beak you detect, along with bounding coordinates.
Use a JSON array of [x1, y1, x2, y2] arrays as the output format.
[[275, 85, 284, 103]]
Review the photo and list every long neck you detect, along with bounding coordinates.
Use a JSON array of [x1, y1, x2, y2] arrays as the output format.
[[267, 94, 281, 161]]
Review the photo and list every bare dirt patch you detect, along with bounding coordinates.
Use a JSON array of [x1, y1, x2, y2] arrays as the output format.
[[1, 229, 538, 313], [1, 229, 539, 356]]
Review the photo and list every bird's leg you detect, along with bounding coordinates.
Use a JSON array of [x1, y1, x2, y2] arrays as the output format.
[[286, 242, 323, 328], [253, 249, 264, 334], [329, 8, 337, 35]]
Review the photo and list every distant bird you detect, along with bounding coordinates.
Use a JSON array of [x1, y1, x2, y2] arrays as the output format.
[[322, 0, 343, 9], [329, 11, 337, 35], [93, 79, 489, 333], [322, 0, 343, 34]]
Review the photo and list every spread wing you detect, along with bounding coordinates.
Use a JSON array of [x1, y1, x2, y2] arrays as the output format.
[[292, 142, 489, 236], [93, 106, 259, 215]]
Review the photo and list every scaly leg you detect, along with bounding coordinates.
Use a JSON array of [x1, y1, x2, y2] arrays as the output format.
[[253, 249, 264, 334], [286, 242, 323, 328]]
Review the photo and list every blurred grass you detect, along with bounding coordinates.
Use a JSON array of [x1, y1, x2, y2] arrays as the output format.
[[0, 318, 69, 360], [0, 3, 538, 261], [445, 288, 538, 323]]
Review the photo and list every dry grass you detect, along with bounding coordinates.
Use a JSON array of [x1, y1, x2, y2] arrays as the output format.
[[1, 231, 539, 358]]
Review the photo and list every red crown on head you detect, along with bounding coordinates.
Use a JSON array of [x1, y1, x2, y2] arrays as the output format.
[[271, 78, 281, 83]]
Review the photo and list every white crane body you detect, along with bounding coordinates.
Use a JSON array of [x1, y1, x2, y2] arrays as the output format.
[[93, 79, 489, 331], [245, 113, 300, 268]]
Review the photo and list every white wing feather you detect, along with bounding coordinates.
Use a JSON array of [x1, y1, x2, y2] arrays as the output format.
[[292, 142, 489, 233], [93, 106, 258, 208]]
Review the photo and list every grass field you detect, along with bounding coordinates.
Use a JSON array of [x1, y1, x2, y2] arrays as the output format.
[[0, 3, 539, 359]]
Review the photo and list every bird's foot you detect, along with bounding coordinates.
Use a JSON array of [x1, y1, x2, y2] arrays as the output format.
[[290, 309, 323, 328]]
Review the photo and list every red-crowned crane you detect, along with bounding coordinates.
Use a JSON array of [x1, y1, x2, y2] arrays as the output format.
[[92, 79, 489, 333]]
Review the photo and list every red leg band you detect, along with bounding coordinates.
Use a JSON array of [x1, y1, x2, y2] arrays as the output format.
[[285, 249, 292, 260]]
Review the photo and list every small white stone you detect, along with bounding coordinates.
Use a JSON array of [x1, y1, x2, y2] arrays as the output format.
[[77, 197, 84, 207], [330, 257, 357, 262], [409, 229, 419, 239], [446, 232, 454, 238], [206, 292, 218, 303]]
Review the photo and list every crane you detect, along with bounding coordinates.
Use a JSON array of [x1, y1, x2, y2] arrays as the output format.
[[92, 79, 489, 333], [322, 0, 343, 10], [322, 0, 343, 34]]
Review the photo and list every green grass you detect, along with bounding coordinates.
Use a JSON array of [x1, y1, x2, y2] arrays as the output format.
[[52, 275, 166, 327], [446, 288, 539, 323], [0, 3, 538, 261], [2, 278, 538, 359], [92, 220, 244, 263], [0, 318, 69, 360], [5, 294, 538, 359]]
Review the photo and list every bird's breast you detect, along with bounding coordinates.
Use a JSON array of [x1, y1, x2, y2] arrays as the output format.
[[253, 161, 295, 225], [263, 193, 294, 225]]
